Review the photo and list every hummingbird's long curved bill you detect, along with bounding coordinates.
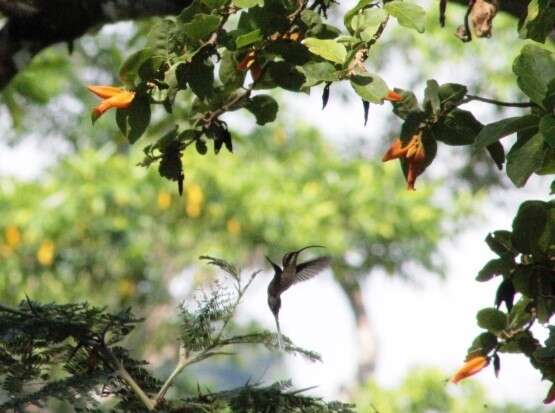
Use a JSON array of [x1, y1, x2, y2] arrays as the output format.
[[273, 315, 284, 351]]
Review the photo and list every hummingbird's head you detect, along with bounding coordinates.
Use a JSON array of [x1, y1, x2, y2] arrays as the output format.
[[267, 294, 281, 317]]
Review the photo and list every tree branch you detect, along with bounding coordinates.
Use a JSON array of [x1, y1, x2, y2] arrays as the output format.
[[0, 0, 190, 90]]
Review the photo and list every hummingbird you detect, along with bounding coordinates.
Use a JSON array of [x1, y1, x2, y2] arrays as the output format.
[[265, 246, 331, 350]]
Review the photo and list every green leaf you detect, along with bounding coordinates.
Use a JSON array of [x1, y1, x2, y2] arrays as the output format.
[[115, 95, 151, 144], [506, 132, 547, 187], [245, 94, 278, 125], [233, 0, 263, 8], [344, 0, 377, 33], [486, 141, 505, 170], [467, 332, 498, 357], [183, 14, 221, 42], [477, 308, 507, 334], [302, 38, 347, 64], [351, 8, 389, 41], [235, 29, 263, 49], [429, 109, 481, 146], [391, 89, 419, 120], [350, 73, 389, 104], [511, 200, 550, 255], [301, 61, 339, 87], [476, 258, 512, 282], [508, 297, 533, 331], [437, 83, 467, 107], [202, 0, 228, 7], [195, 139, 208, 155], [266, 61, 306, 91], [301, 9, 323, 28], [119, 49, 154, 87], [423, 79, 440, 115], [384, 1, 426, 33], [473, 115, 539, 151], [513, 44, 555, 107], [540, 115, 555, 148], [519, 0, 555, 43], [485, 230, 516, 259], [178, 59, 215, 100], [219, 51, 246, 89]]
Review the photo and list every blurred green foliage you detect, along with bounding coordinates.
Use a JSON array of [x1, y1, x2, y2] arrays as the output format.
[[0, 126, 473, 307], [354, 368, 544, 413]]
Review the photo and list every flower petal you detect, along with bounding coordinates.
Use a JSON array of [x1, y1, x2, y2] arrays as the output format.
[[385, 90, 402, 102], [451, 356, 489, 384], [382, 138, 406, 162], [87, 85, 126, 99], [91, 91, 135, 122]]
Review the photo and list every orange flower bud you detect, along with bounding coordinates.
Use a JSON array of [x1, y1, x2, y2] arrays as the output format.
[[87, 85, 135, 122], [385, 90, 402, 102], [451, 356, 489, 384]]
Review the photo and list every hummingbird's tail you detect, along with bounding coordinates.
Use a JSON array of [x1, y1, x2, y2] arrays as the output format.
[[292, 245, 325, 254], [274, 315, 284, 351]]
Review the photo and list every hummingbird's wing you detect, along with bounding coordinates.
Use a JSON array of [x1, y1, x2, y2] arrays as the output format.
[[283, 256, 331, 289]]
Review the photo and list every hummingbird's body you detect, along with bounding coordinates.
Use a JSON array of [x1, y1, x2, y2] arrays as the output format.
[[266, 246, 331, 350]]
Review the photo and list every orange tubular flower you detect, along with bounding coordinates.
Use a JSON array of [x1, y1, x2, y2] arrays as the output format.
[[382, 133, 426, 191], [385, 90, 402, 102], [451, 356, 489, 384], [87, 85, 135, 122], [236, 51, 263, 81]]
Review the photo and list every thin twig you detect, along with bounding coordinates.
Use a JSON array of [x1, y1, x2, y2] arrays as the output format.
[[101, 345, 155, 411], [466, 94, 536, 108], [154, 346, 191, 406]]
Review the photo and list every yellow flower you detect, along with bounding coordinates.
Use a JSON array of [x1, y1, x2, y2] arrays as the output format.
[[158, 191, 172, 210], [117, 278, 136, 299], [226, 218, 241, 236], [185, 184, 204, 218], [87, 85, 135, 122], [37, 240, 55, 266], [4, 225, 21, 248], [451, 356, 489, 384]]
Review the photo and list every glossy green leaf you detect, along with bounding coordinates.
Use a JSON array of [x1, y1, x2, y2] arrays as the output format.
[[506, 132, 547, 187], [302, 38, 347, 64], [245, 94, 278, 125], [119, 49, 154, 87], [485, 230, 516, 259], [473, 115, 539, 151], [511, 200, 550, 255], [115, 95, 151, 144], [540, 115, 555, 148], [519, 0, 555, 43], [235, 29, 263, 48], [513, 44, 555, 107], [477, 308, 507, 334], [430, 109, 481, 146], [183, 14, 221, 42], [233, 0, 263, 8], [423, 79, 440, 115], [384, 1, 426, 33], [476, 258, 512, 282], [350, 73, 389, 104]]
